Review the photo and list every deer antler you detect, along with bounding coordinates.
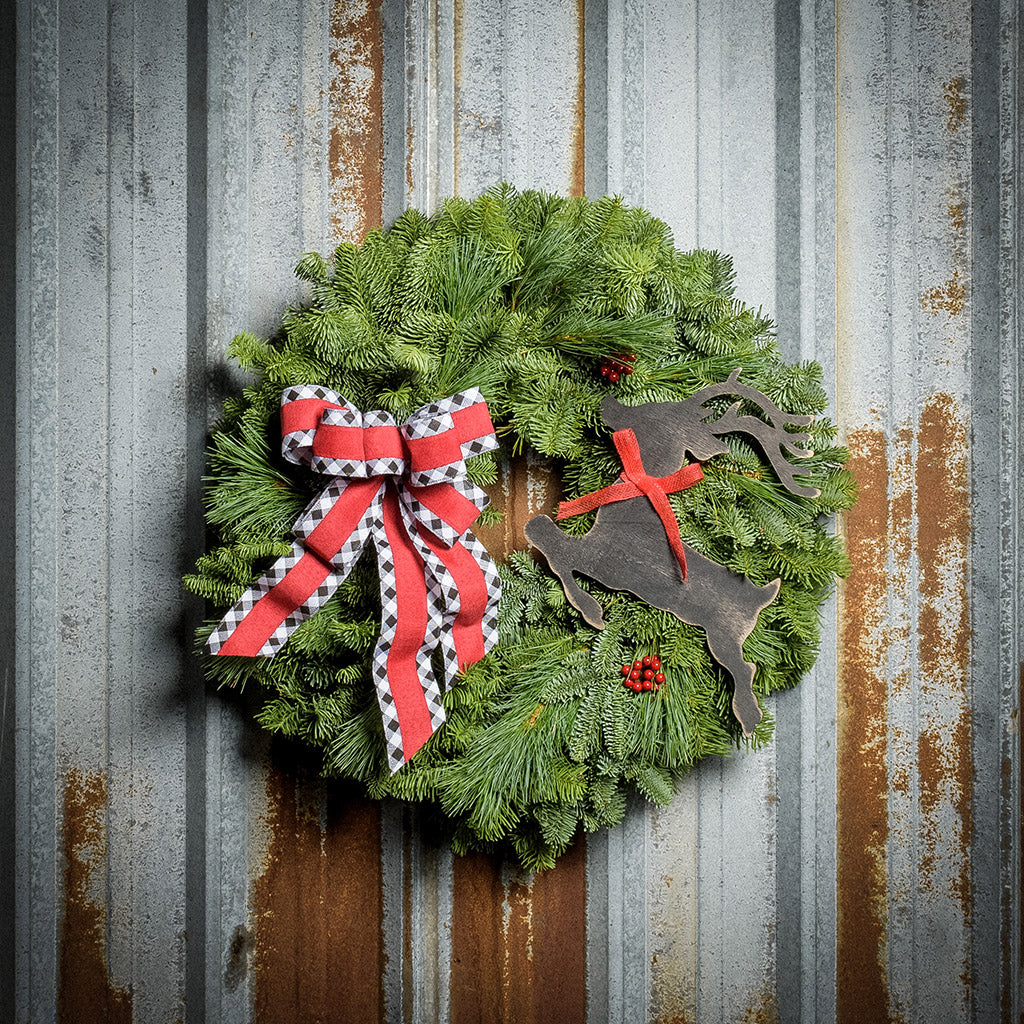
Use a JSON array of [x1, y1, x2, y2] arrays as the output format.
[[694, 368, 821, 499]]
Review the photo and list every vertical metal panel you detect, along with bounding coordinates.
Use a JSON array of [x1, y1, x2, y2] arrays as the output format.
[[773, 3, 841, 1022], [10, 2, 1023, 1023], [203, 4, 392, 1024], [834, 3, 1020, 1023], [594, 2, 791, 1020], [990, 5, 1024, 1016], [0, 0, 17, 1013], [692, 6, 782, 1020], [968, 0, 1021, 1018], [201, 0, 318, 1017], [15, 1, 192, 1022], [15, 0, 61, 1015]]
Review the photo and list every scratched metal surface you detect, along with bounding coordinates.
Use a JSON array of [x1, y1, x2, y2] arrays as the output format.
[[6, 1, 1022, 1023]]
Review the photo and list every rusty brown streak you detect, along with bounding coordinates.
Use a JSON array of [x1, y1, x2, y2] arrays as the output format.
[[59, 769, 132, 1024], [452, 0, 464, 198], [330, 0, 384, 241], [914, 395, 972, 926], [473, 455, 560, 560], [741, 983, 779, 1024], [450, 841, 587, 1024], [253, 763, 384, 1022], [836, 430, 893, 1024], [571, 0, 586, 198]]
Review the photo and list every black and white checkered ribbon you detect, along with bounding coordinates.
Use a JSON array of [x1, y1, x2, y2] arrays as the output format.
[[207, 385, 501, 772]]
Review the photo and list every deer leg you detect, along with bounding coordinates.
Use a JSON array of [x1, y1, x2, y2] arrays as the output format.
[[704, 628, 763, 735], [523, 515, 606, 628]]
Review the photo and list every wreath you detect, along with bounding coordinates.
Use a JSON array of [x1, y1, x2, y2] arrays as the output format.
[[185, 185, 854, 870]]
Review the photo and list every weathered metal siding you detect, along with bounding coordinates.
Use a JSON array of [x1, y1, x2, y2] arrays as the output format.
[[6, 1, 1021, 1022]]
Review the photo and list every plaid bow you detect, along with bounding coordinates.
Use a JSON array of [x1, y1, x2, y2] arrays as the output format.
[[206, 385, 501, 772]]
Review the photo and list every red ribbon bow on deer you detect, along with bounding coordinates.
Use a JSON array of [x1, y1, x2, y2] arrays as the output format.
[[556, 428, 703, 579], [206, 385, 501, 772]]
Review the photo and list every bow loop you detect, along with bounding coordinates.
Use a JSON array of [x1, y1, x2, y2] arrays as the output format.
[[310, 406, 407, 478], [400, 479, 488, 549], [280, 384, 348, 467], [402, 405, 464, 486]]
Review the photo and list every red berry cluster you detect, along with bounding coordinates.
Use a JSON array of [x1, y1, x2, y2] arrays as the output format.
[[598, 352, 636, 384], [620, 654, 665, 693]]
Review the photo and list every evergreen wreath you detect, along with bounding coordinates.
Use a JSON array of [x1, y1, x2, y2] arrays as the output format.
[[185, 184, 855, 870]]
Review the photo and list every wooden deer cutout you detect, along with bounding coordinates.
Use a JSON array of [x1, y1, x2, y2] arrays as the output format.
[[524, 369, 820, 735]]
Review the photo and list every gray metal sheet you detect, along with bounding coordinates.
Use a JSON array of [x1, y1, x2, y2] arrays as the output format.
[[16, 0, 69, 1018], [16, 1, 192, 1022], [9, 1, 1022, 1022], [0, 0, 18, 1014]]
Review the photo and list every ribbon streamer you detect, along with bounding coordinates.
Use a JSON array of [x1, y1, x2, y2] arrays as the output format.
[[556, 428, 703, 579], [206, 385, 501, 772]]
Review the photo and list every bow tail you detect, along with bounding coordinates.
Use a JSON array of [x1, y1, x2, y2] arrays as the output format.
[[415, 526, 501, 675], [206, 541, 344, 657], [641, 486, 690, 580], [207, 478, 381, 658], [374, 486, 447, 773], [391, 498, 499, 692]]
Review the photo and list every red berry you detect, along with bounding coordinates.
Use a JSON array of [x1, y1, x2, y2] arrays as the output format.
[[621, 664, 631, 676], [651, 657, 661, 671], [623, 365, 634, 375], [630, 669, 640, 681], [607, 370, 620, 383], [654, 672, 665, 683], [600, 364, 610, 376], [642, 679, 653, 691], [624, 352, 636, 362], [642, 655, 652, 667], [633, 661, 642, 670]]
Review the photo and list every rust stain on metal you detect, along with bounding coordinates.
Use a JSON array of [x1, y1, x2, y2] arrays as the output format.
[[943, 76, 967, 132], [921, 270, 966, 318], [571, 0, 586, 198], [742, 983, 778, 1024], [474, 456, 560, 560], [948, 200, 966, 237], [252, 762, 384, 1022], [450, 853, 504, 1021], [452, 0, 464, 197], [837, 429, 893, 1024], [915, 394, 972, 926], [329, 0, 384, 242], [1005, 752, 1014, 1019], [450, 840, 586, 1023], [406, 120, 415, 197], [59, 769, 133, 1024], [922, 188, 969, 321], [887, 425, 914, 800], [223, 923, 254, 992]]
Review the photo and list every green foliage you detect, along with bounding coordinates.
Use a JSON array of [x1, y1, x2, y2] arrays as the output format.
[[184, 185, 856, 869]]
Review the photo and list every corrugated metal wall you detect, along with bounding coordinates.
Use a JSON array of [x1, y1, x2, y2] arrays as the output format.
[[5, 1, 1022, 1021]]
